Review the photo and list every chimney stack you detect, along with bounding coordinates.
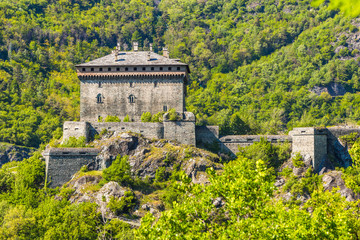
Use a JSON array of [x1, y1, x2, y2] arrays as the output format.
[[133, 42, 138, 52], [147, 51, 151, 61], [163, 47, 169, 58], [150, 43, 153, 52]]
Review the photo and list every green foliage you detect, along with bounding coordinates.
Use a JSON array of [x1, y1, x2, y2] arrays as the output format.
[[167, 109, 180, 121], [104, 115, 121, 122], [141, 112, 152, 122], [103, 155, 133, 186], [151, 111, 165, 122], [312, 0, 360, 17], [108, 191, 137, 215], [292, 152, 305, 168], [155, 167, 167, 182], [123, 115, 130, 122], [59, 136, 88, 148], [340, 132, 359, 148], [100, 219, 134, 240]]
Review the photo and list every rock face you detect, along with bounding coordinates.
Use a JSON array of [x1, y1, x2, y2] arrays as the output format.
[[310, 83, 346, 97], [0, 143, 34, 167], [94, 132, 223, 184], [322, 171, 359, 201]]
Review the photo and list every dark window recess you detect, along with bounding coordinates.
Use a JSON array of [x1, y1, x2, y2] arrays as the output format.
[[108, 127, 111, 129], [140, 130, 144, 133], [225, 139, 231, 142], [99, 67, 103, 71], [151, 67, 154, 71], [98, 82, 102, 88], [121, 127, 125, 130], [98, 116, 101, 121], [130, 82, 133, 87], [75, 127, 79, 130], [142, 67, 146, 71], [63, 152, 70, 154], [129, 95, 135, 103], [168, 67, 172, 70], [82, 68, 86, 72], [160, 67, 163, 71], [96, 94, 103, 103], [64, 128, 68, 130], [134, 67, 137, 71], [116, 67, 120, 71], [125, 67, 128, 71], [177, 67, 180, 70], [91, 68, 94, 71], [108, 67, 111, 71], [80, 152, 86, 155], [154, 81, 157, 87], [163, 105, 168, 111]]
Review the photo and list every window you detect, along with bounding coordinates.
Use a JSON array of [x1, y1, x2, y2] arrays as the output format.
[[168, 67, 172, 71], [163, 105, 168, 111], [98, 82, 102, 88], [108, 67, 111, 71], [96, 93, 103, 103], [116, 67, 120, 71], [130, 82, 133, 87], [99, 67, 103, 71], [142, 67, 146, 71], [129, 95, 135, 103], [160, 67, 163, 71], [82, 68, 86, 72], [177, 67, 180, 70], [91, 68, 94, 72], [154, 81, 157, 87], [134, 67, 137, 71], [125, 67, 128, 71], [151, 67, 154, 71]]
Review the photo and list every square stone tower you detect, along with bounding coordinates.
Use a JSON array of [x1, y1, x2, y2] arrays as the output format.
[[75, 48, 189, 122]]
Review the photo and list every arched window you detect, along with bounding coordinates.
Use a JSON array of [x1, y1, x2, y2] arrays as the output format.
[[96, 94, 104, 103], [129, 95, 135, 103]]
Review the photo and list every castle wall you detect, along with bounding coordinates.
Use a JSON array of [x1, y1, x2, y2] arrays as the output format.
[[195, 126, 219, 145], [43, 148, 100, 188], [80, 78, 185, 122], [219, 135, 292, 156], [63, 122, 90, 142], [163, 112, 196, 146], [89, 122, 164, 140]]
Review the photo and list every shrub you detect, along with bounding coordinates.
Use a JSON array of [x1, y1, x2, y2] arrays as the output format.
[[292, 152, 304, 168], [151, 111, 165, 122], [155, 167, 167, 182], [168, 108, 180, 121], [60, 136, 88, 148], [123, 115, 130, 122], [141, 112, 152, 122], [104, 115, 121, 122], [108, 191, 136, 215], [103, 155, 133, 186]]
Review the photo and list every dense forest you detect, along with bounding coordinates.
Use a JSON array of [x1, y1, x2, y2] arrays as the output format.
[[0, 0, 359, 147]]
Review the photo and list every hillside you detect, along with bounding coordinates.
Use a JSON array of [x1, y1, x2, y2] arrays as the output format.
[[0, 0, 360, 148]]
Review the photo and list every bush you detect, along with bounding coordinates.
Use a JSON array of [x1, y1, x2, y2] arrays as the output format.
[[104, 115, 121, 122], [155, 167, 167, 182], [103, 155, 133, 186], [108, 191, 136, 215], [168, 108, 180, 121], [141, 112, 152, 122], [123, 115, 130, 122], [292, 152, 304, 168], [151, 111, 165, 122], [60, 136, 88, 148]]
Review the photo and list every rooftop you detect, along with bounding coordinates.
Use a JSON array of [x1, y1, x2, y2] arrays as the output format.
[[76, 51, 187, 67]]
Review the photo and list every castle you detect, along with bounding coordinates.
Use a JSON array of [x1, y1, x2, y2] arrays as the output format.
[[43, 43, 360, 187]]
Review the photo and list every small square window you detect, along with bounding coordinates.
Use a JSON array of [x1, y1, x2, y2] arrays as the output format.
[[116, 67, 120, 71], [134, 67, 137, 71], [142, 67, 146, 71], [108, 67, 111, 71], [91, 68, 94, 71], [151, 67, 154, 71], [98, 82, 102, 88], [154, 81, 157, 87], [177, 67, 180, 70], [160, 67, 163, 71], [99, 67, 103, 71], [163, 105, 168, 111], [82, 68, 86, 72], [168, 67, 172, 71], [130, 82, 133, 87], [125, 67, 128, 71]]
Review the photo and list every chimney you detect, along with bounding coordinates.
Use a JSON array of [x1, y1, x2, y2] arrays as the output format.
[[114, 49, 118, 61], [163, 47, 169, 58], [117, 42, 121, 51], [133, 42, 138, 52], [147, 51, 151, 61], [150, 43, 153, 52]]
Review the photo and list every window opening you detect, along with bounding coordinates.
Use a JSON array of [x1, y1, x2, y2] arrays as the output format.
[[99, 67, 103, 71], [116, 67, 120, 71], [151, 67, 154, 71], [142, 67, 146, 71], [134, 67, 137, 71], [130, 82, 133, 87], [154, 81, 157, 87], [91, 68, 94, 71], [168, 67, 172, 71], [160, 67, 163, 71], [129, 95, 135, 103], [98, 82, 102, 88], [96, 94, 103, 103], [125, 67, 128, 71], [82, 68, 86, 72], [177, 67, 180, 70], [108, 67, 111, 71], [163, 105, 168, 111]]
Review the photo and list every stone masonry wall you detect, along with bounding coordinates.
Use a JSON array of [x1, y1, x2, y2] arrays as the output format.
[[163, 112, 196, 146], [63, 122, 90, 142], [80, 78, 185, 122], [43, 148, 100, 188]]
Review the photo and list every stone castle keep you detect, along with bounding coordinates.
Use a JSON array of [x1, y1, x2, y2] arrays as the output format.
[[43, 43, 360, 187]]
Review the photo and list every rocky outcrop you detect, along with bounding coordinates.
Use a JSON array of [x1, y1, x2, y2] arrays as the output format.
[[0, 142, 35, 167], [310, 83, 346, 97], [322, 171, 359, 201], [93, 132, 223, 184]]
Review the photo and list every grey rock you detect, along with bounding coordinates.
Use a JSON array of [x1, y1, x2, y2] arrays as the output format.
[[0, 143, 34, 167], [274, 178, 285, 187], [212, 197, 225, 208]]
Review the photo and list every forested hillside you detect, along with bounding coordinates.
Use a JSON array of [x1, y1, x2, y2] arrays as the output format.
[[0, 0, 360, 147]]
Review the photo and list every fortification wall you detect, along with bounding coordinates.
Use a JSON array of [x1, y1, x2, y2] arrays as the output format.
[[63, 122, 90, 142], [195, 126, 219, 144], [220, 135, 291, 156], [163, 112, 196, 146], [89, 122, 164, 140], [43, 148, 100, 188]]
